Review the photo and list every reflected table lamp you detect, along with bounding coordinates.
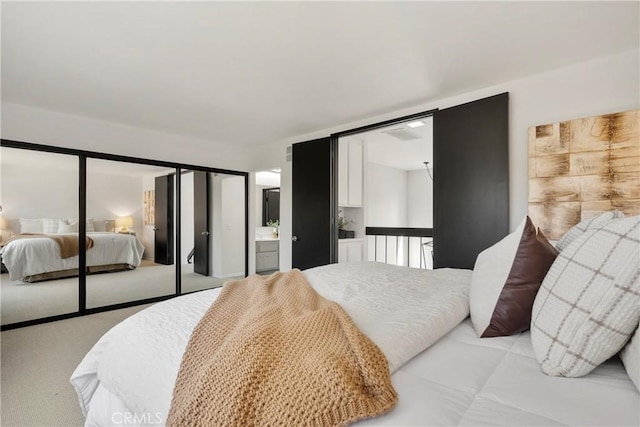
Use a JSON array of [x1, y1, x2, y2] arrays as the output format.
[[116, 216, 133, 233]]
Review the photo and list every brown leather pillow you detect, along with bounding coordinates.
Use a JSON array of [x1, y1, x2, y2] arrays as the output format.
[[470, 216, 559, 338]]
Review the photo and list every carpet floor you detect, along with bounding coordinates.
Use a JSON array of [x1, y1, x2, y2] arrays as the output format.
[[1, 261, 234, 326], [1, 304, 151, 427]]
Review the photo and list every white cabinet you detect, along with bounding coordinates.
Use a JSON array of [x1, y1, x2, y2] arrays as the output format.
[[338, 239, 363, 263], [338, 138, 363, 207], [256, 240, 279, 272]]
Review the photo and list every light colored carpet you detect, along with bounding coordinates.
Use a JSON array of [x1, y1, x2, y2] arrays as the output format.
[[0, 270, 265, 426], [1, 304, 151, 427], [1, 262, 234, 325]]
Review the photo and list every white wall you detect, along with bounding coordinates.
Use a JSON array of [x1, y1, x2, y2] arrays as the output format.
[[221, 176, 245, 277], [86, 171, 143, 230], [406, 169, 433, 228], [1, 154, 79, 221], [1, 153, 143, 237], [251, 49, 640, 271], [1, 102, 252, 172], [211, 175, 245, 278], [366, 163, 407, 227]]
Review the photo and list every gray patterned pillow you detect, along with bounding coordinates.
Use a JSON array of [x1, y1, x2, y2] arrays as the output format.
[[43, 218, 59, 234], [531, 215, 640, 377], [555, 210, 625, 252]]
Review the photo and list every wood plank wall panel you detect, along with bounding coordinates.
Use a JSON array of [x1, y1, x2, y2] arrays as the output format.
[[528, 110, 640, 240]]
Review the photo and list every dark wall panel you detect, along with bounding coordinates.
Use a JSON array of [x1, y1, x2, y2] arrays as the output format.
[[433, 93, 509, 269]]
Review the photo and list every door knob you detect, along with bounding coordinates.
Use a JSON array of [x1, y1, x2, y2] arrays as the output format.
[[152, 227, 159, 232], [201, 231, 210, 236], [292, 236, 298, 241]]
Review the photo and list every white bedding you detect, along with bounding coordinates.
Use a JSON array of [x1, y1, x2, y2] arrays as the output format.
[[0, 232, 145, 281], [71, 262, 472, 425], [70, 262, 639, 426], [83, 319, 640, 427]]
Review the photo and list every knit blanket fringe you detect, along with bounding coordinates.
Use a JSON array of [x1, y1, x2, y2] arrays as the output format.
[[167, 269, 397, 426]]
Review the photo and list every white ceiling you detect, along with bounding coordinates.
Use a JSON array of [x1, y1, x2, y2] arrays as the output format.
[[2, 2, 638, 149], [352, 116, 433, 171]]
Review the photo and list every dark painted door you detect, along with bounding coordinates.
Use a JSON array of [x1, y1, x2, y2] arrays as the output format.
[[154, 174, 174, 265], [292, 137, 336, 270], [433, 92, 509, 269], [262, 188, 280, 225], [193, 171, 210, 276]]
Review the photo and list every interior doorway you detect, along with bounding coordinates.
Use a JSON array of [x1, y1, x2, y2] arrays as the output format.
[[336, 115, 434, 268]]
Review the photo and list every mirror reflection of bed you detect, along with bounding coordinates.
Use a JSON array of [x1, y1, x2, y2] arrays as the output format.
[[0, 149, 246, 326]]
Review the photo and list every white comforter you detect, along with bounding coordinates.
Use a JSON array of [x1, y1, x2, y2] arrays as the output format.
[[71, 262, 472, 425], [1, 232, 145, 281]]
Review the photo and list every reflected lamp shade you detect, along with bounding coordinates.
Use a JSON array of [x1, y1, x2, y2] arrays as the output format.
[[116, 216, 133, 231]]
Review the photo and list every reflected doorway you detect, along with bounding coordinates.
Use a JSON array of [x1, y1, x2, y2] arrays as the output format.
[[255, 170, 281, 274], [181, 171, 246, 293]]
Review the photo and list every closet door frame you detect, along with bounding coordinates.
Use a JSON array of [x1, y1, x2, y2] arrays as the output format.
[[0, 139, 249, 330]]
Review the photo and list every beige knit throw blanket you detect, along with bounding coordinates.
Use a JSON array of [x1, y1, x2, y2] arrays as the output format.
[[167, 269, 397, 427]]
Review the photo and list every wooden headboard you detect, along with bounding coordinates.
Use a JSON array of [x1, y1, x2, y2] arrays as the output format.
[[528, 109, 639, 240]]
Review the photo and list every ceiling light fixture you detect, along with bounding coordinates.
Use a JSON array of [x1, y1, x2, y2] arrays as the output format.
[[407, 121, 425, 128]]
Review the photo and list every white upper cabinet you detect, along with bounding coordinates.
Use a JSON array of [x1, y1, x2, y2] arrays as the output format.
[[338, 138, 363, 207], [338, 140, 349, 206]]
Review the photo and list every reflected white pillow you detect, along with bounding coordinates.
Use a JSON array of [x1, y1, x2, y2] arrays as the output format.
[[19, 218, 43, 234], [57, 220, 78, 233]]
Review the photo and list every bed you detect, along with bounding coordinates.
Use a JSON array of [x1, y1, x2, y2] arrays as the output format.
[[71, 260, 639, 426], [0, 232, 145, 282]]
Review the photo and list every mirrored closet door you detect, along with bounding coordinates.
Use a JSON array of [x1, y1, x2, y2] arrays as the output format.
[[181, 170, 246, 293], [85, 159, 177, 309], [0, 140, 248, 330], [0, 147, 80, 325]]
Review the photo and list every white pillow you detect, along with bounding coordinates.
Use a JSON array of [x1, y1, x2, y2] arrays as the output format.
[[470, 216, 558, 338], [19, 218, 43, 234], [531, 215, 640, 377], [556, 210, 624, 252], [57, 220, 78, 233], [43, 218, 59, 234], [621, 324, 640, 392]]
